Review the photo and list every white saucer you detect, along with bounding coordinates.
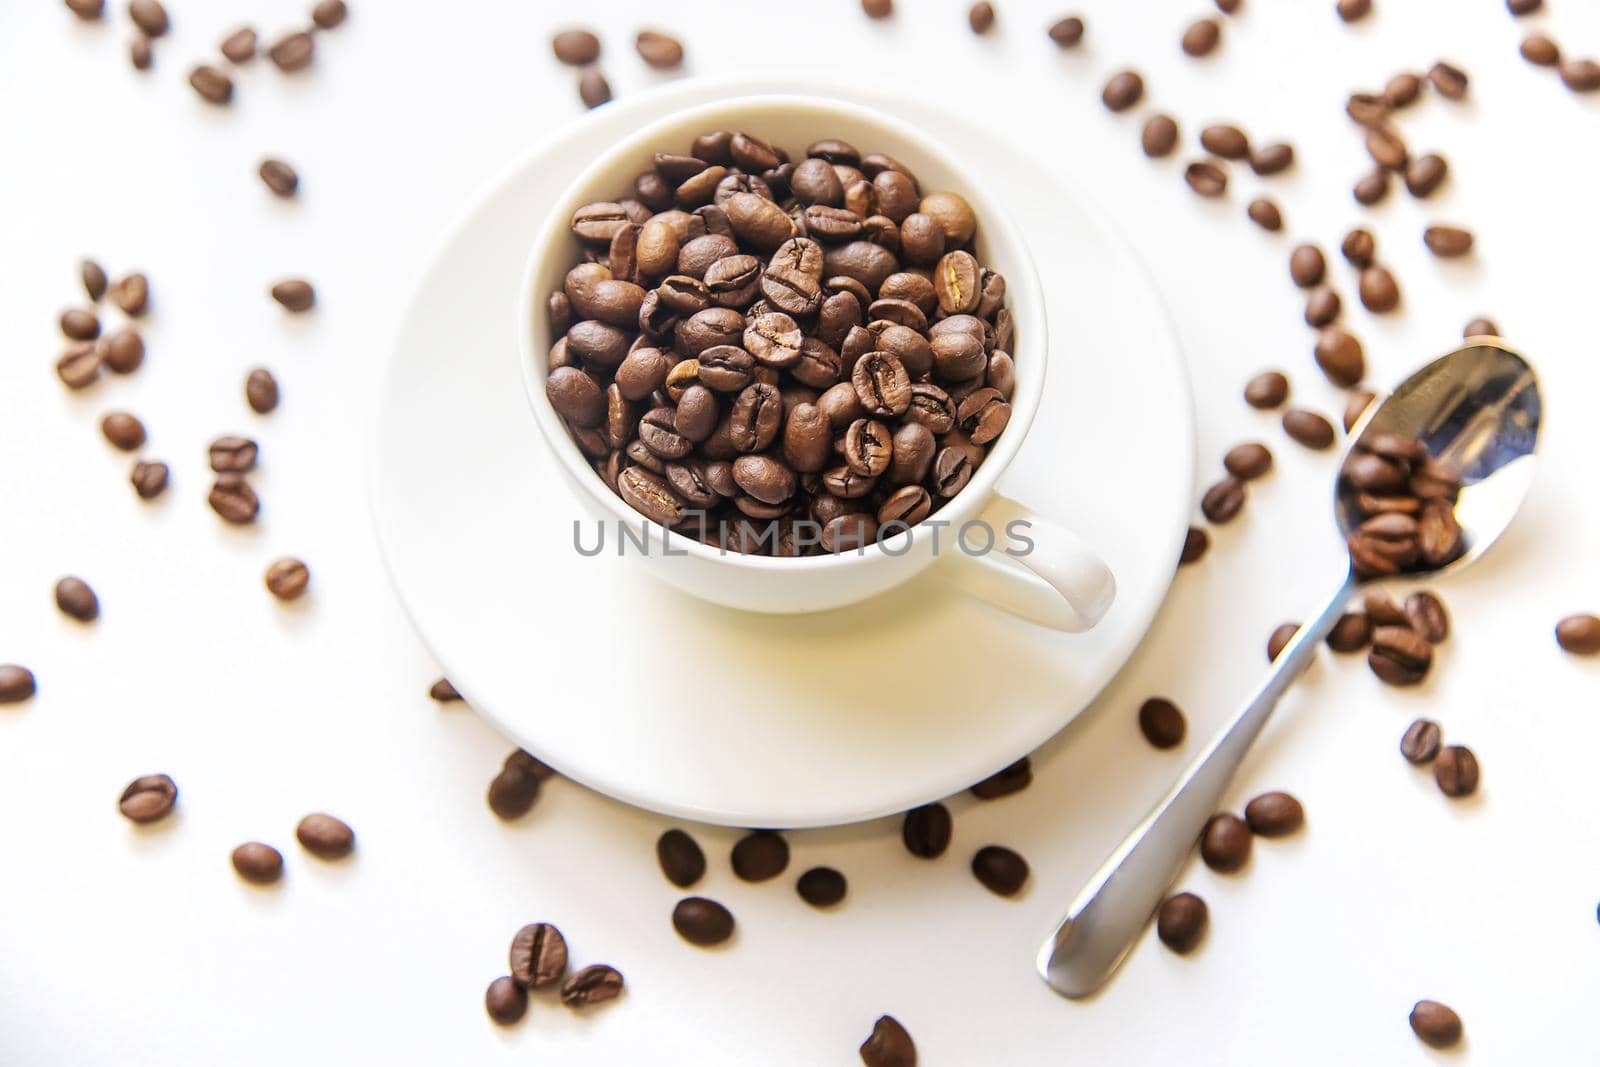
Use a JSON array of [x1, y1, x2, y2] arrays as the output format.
[[370, 76, 1195, 829]]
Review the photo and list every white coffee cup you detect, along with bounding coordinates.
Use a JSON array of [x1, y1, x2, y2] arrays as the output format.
[[518, 94, 1115, 631]]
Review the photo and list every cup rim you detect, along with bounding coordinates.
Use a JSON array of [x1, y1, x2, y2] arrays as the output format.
[[517, 90, 1049, 572]]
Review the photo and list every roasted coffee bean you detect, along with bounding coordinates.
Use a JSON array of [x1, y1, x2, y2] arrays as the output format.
[[1201, 476, 1246, 523], [231, 842, 284, 884], [635, 29, 683, 69], [0, 665, 36, 704], [118, 773, 177, 823], [112, 272, 149, 316], [1369, 625, 1432, 685], [1364, 590, 1409, 626], [1244, 791, 1303, 836], [484, 977, 526, 1026], [561, 964, 623, 1008], [551, 28, 599, 65], [311, 0, 347, 29], [101, 412, 145, 451], [1282, 409, 1334, 449], [295, 813, 353, 858], [1141, 114, 1180, 158], [732, 454, 796, 505], [956, 389, 1010, 445], [1157, 892, 1207, 953], [1423, 225, 1473, 257], [970, 757, 1031, 800], [1346, 91, 1389, 127], [1336, 231, 1375, 271], [1181, 526, 1209, 565], [1336, 0, 1371, 20], [268, 31, 314, 71], [510, 922, 568, 988], [1268, 623, 1299, 661], [1138, 697, 1186, 749], [1314, 327, 1364, 387], [80, 259, 108, 302], [188, 65, 233, 104], [1405, 153, 1448, 197], [971, 845, 1029, 896], [1326, 611, 1371, 652], [1561, 58, 1600, 92], [1353, 168, 1390, 205], [1289, 244, 1325, 288], [130, 460, 169, 500], [1184, 159, 1227, 197], [729, 383, 782, 452], [1199, 813, 1251, 872], [932, 447, 973, 498], [1358, 265, 1400, 312], [726, 192, 796, 252], [1251, 143, 1294, 176], [619, 466, 685, 526], [130, 35, 153, 69], [1048, 15, 1085, 45], [66, 0, 105, 20], [657, 829, 706, 887], [54, 576, 98, 622], [428, 678, 461, 702], [1507, 0, 1542, 13], [1305, 286, 1341, 328], [840, 419, 890, 478], [796, 866, 847, 908], [1410, 1000, 1463, 1049], [1434, 746, 1479, 798], [860, 1016, 916, 1067], [1224, 442, 1272, 480], [731, 830, 788, 881], [1463, 316, 1499, 338], [209, 435, 258, 473], [743, 312, 804, 368], [902, 803, 951, 858], [60, 308, 100, 341], [967, 1, 995, 32], [100, 328, 143, 374], [1385, 71, 1423, 107], [578, 67, 611, 108], [244, 367, 279, 414], [546, 366, 605, 427], [56, 343, 101, 389], [1401, 719, 1443, 764], [878, 485, 932, 527], [933, 251, 981, 315], [1365, 125, 1407, 171], [487, 762, 541, 819], [128, 0, 168, 36], [1244, 370, 1288, 409], [852, 351, 911, 417], [270, 278, 315, 312], [1246, 197, 1283, 231], [1102, 70, 1144, 111], [1343, 391, 1376, 432], [1405, 591, 1449, 643], [264, 557, 310, 601], [1182, 17, 1220, 56], [673, 897, 735, 946], [1429, 61, 1468, 99], [1200, 124, 1249, 160], [1556, 614, 1600, 654]]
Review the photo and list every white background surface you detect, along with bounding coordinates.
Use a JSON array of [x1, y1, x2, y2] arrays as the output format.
[[2, 0, 1598, 1063]]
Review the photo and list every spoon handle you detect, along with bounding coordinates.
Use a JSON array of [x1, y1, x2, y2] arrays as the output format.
[[1036, 572, 1356, 998]]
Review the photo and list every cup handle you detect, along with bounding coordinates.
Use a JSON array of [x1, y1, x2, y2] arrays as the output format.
[[936, 492, 1116, 632]]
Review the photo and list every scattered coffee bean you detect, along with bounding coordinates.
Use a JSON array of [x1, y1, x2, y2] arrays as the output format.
[[1520, 34, 1559, 67], [970, 757, 1032, 799], [1267, 623, 1300, 661], [971, 845, 1029, 896], [578, 67, 611, 109], [1556, 614, 1600, 654], [1353, 168, 1390, 205], [1364, 590, 1409, 626], [1365, 125, 1407, 171], [58, 342, 104, 390], [311, 0, 347, 30], [487, 760, 541, 820], [1244, 791, 1303, 836], [1336, 0, 1371, 21], [1305, 286, 1341, 328], [551, 28, 600, 65], [1246, 197, 1282, 231], [1341, 228, 1376, 268], [66, 0, 104, 20], [1428, 61, 1468, 99], [246, 368, 279, 413], [1370, 625, 1433, 685], [732, 830, 789, 881], [101, 412, 146, 451], [967, 2, 995, 33], [860, 1016, 916, 1067], [1343, 391, 1376, 432], [1561, 59, 1600, 92], [861, 0, 893, 17], [1401, 719, 1443, 764], [60, 308, 100, 341], [428, 677, 460, 702], [510, 922, 569, 988], [1141, 114, 1179, 157], [1359, 265, 1400, 312], [1405, 153, 1448, 197], [484, 977, 527, 1025], [1282, 409, 1334, 449], [264, 557, 310, 601], [258, 159, 298, 197], [0, 665, 36, 704], [1250, 143, 1293, 176], [1215, 0, 1240, 10], [506, 749, 556, 782], [1181, 526, 1209, 564], [1048, 15, 1084, 45], [103, 329, 144, 373], [1289, 244, 1326, 288], [1138, 697, 1186, 749], [1346, 91, 1389, 127], [796, 866, 847, 907], [209, 435, 258, 473], [130, 460, 169, 500], [1327, 611, 1371, 652], [1182, 18, 1221, 56], [673, 897, 735, 946], [1201, 475, 1246, 523], [1463, 316, 1499, 338], [1385, 71, 1423, 107], [1313, 328, 1363, 387], [231, 842, 284, 884], [130, 35, 153, 70], [635, 30, 683, 69], [1435, 745, 1479, 797], [189, 64, 233, 103], [270, 278, 315, 312], [268, 31, 314, 72], [560, 964, 623, 1008], [1184, 159, 1228, 197], [1507, 0, 1541, 13], [1244, 370, 1289, 409], [128, 0, 168, 37], [112, 272, 149, 316], [1200, 124, 1249, 160], [80, 259, 108, 302], [1404, 591, 1449, 643], [1224, 442, 1272, 480], [902, 803, 952, 858], [54, 577, 98, 622], [656, 828, 706, 887], [118, 773, 178, 823], [295, 813, 353, 858], [1200, 813, 1251, 871], [1156, 892, 1208, 953], [1102, 70, 1144, 112], [1410, 1000, 1463, 1049]]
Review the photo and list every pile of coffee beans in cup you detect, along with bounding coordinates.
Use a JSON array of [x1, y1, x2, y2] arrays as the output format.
[[542, 130, 1017, 555]]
